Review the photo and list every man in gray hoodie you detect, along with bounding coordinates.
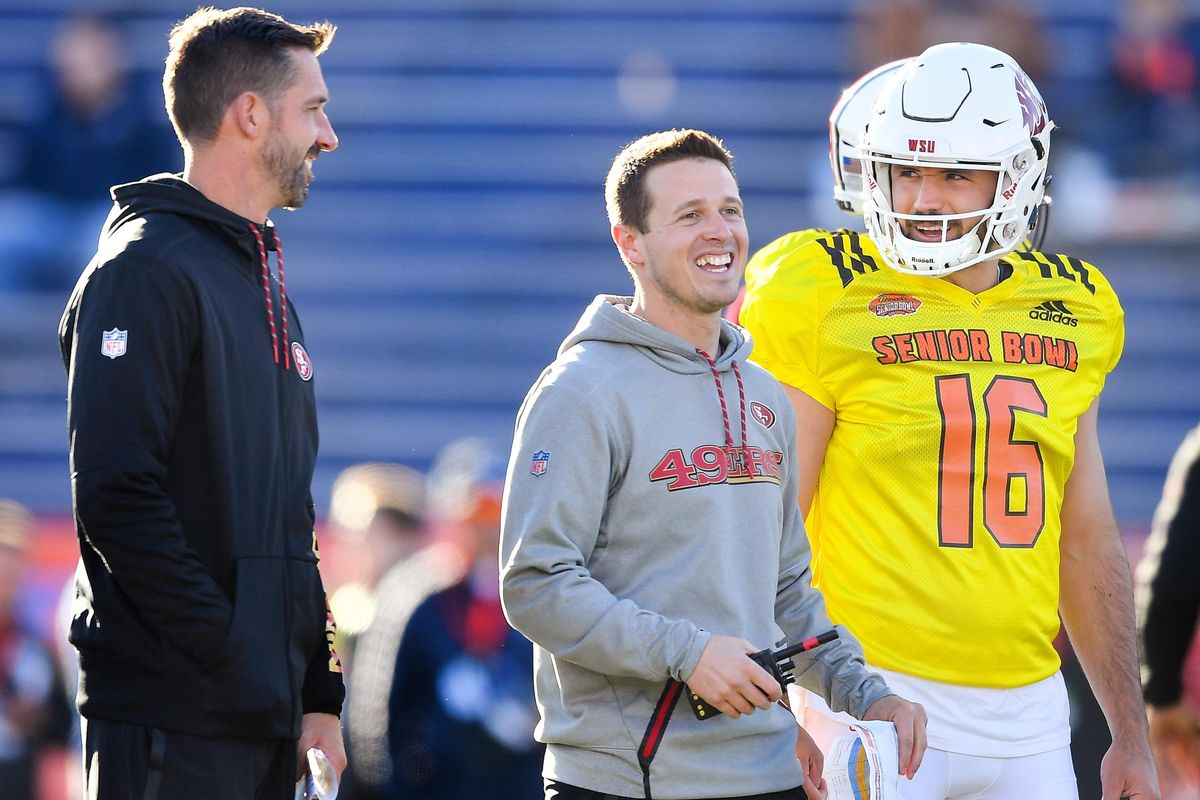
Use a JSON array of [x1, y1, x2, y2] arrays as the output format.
[[500, 129, 926, 800]]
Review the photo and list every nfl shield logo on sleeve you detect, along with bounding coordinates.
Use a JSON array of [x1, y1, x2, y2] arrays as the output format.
[[530, 450, 550, 476], [100, 329, 128, 359]]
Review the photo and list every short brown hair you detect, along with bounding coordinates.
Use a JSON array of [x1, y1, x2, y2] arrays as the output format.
[[605, 129, 736, 232], [163, 6, 335, 144]]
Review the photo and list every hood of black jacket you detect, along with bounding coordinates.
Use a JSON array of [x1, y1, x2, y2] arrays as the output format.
[[106, 173, 278, 265]]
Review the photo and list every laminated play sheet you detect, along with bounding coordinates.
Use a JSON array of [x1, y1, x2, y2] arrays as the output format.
[[825, 720, 901, 800]]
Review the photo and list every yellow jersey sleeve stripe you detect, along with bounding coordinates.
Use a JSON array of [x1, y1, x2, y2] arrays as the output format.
[[817, 231, 881, 288], [1010, 251, 1097, 295]]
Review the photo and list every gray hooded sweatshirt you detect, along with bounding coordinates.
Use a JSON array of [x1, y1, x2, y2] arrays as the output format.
[[501, 295, 891, 799]]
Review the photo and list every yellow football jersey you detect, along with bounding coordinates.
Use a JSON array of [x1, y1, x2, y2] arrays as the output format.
[[741, 230, 1123, 687], [743, 228, 846, 290]]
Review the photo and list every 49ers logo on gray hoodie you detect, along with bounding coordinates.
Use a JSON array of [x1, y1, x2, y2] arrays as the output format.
[[649, 445, 783, 491]]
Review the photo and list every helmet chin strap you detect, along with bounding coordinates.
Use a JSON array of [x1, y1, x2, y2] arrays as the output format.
[[894, 227, 984, 276]]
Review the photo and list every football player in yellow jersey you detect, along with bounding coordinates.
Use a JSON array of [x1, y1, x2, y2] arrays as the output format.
[[741, 43, 1158, 799]]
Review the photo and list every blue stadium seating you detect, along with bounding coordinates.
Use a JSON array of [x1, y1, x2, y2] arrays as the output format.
[[0, 0, 1194, 529]]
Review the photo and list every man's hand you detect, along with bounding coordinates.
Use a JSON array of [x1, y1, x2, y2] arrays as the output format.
[[795, 722, 828, 799], [297, 712, 346, 781], [685, 634, 779, 718], [863, 694, 926, 779], [1099, 735, 1160, 800], [801, 767, 828, 800], [1147, 703, 1200, 792]]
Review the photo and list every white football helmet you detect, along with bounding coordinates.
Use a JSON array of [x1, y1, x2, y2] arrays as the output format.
[[861, 42, 1054, 276], [829, 58, 910, 216]]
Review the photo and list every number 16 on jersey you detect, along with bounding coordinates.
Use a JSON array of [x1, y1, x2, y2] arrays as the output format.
[[935, 373, 1047, 549]]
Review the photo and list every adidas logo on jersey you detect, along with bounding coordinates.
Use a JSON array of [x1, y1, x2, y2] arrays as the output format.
[[1029, 300, 1078, 327]]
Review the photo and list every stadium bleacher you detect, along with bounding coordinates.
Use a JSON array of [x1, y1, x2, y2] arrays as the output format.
[[0, 0, 1194, 531]]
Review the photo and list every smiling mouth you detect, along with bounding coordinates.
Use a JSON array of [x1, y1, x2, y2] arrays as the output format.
[[907, 220, 952, 242], [695, 253, 733, 272]]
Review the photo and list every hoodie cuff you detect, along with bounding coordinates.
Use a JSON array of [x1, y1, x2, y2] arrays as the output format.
[[848, 673, 894, 720], [676, 628, 712, 683]]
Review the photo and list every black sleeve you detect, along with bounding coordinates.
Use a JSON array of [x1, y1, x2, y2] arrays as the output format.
[[62, 255, 233, 668], [302, 576, 346, 716], [1137, 424, 1200, 706]]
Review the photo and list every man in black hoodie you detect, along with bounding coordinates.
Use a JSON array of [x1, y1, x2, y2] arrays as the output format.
[[58, 7, 344, 799]]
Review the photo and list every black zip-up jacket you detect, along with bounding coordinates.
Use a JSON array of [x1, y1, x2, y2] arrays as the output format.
[[1136, 422, 1200, 707], [59, 174, 344, 739]]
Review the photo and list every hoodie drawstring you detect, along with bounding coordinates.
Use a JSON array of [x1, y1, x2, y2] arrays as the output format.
[[249, 224, 291, 370], [696, 348, 747, 450], [273, 231, 291, 369]]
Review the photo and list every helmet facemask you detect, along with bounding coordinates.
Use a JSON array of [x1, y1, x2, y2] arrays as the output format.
[[861, 43, 1054, 277]]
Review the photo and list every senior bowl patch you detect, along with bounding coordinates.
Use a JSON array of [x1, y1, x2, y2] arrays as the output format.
[[868, 294, 922, 318], [530, 450, 550, 476]]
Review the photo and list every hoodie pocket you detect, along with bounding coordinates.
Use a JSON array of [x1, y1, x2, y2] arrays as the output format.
[[202, 557, 292, 726]]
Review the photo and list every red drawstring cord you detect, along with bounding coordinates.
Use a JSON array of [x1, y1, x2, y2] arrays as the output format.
[[249, 224, 290, 370], [696, 349, 747, 450], [272, 230, 291, 370], [730, 359, 748, 448]]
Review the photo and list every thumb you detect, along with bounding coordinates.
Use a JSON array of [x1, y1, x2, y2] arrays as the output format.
[[801, 771, 823, 800]]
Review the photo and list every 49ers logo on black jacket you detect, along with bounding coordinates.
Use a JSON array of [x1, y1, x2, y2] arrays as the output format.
[[649, 445, 783, 491]]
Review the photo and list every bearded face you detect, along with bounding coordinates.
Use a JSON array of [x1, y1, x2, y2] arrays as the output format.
[[255, 48, 336, 213], [262, 127, 316, 211]]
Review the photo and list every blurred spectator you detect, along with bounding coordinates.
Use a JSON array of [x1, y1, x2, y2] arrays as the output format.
[[327, 461, 430, 668], [340, 458, 463, 798], [0, 500, 70, 800], [0, 13, 178, 293], [1109, 0, 1200, 179], [348, 438, 541, 800], [52, 571, 82, 800], [1136, 423, 1200, 799], [332, 462, 439, 800], [387, 438, 541, 799], [850, 0, 1047, 81]]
